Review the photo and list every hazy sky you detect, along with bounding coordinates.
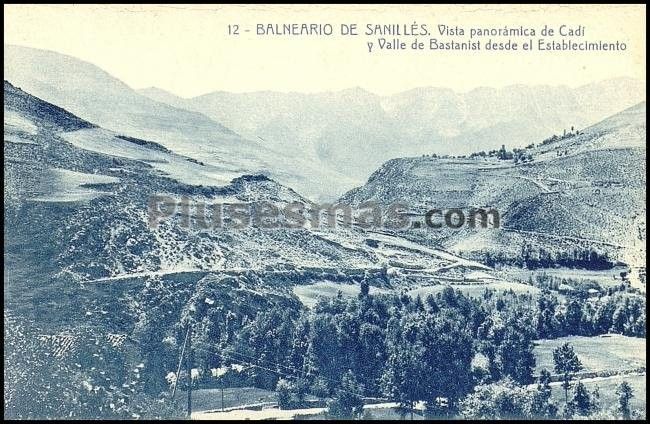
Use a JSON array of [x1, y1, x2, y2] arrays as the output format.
[[4, 4, 646, 98]]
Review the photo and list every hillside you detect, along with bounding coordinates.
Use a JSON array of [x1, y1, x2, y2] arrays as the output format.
[[3, 45, 357, 200], [5, 81, 504, 330], [6, 88, 525, 419], [340, 102, 646, 278]]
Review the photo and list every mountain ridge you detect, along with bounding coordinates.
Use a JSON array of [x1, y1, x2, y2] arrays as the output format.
[[140, 76, 640, 100], [138, 75, 645, 185], [4, 44, 360, 200]]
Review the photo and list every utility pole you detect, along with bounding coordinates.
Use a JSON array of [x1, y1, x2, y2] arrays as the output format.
[[186, 323, 193, 419], [171, 326, 191, 399]]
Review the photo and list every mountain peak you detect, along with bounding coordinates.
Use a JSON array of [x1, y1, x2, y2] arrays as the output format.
[[137, 86, 186, 100]]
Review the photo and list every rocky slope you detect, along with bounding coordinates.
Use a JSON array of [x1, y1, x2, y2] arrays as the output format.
[[5, 81, 497, 332], [340, 102, 646, 273]]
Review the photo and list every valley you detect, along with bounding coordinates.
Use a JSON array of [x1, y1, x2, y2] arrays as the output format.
[[3, 55, 646, 420]]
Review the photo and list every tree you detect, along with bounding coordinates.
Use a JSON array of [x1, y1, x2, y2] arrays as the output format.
[[276, 378, 293, 409], [420, 310, 474, 413], [497, 145, 509, 160], [611, 305, 629, 334], [553, 343, 583, 405], [356, 323, 385, 395], [310, 376, 330, 398], [593, 298, 616, 334], [327, 370, 364, 419], [293, 377, 310, 406], [458, 378, 541, 419], [564, 299, 583, 335], [498, 316, 536, 384], [529, 369, 557, 418], [303, 314, 342, 385], [359, 280, 370, 299], [477, 314, 505, 382], [381, 314, 427, 418], [535, 294, 560, 338], [568, 380, 592, 416], [615, 381, 634, 419], [231, 306, 297, 390], [590, 385, 601, 415]]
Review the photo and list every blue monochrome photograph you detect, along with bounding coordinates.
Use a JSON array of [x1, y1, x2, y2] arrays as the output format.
[[3, 4, 646, 420]]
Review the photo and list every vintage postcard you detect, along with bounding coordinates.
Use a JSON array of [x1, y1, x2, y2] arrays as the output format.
[[3, 3, 646, 420]]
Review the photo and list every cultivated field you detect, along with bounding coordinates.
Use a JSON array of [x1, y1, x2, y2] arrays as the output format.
[[407, 281, 540, 298], [502, 266, 630, 289], [534, 334, 645, 376], [549, 374, 646, 416], [292, 281, 390, 308]]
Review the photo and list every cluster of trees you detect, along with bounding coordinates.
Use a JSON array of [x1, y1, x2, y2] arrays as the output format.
[[522, 245, 614, 270], [217, 286, 643, 419], [529, 270, 637, 298], [7, 276, 645, 420], [529, 272, 603, 293], [221, 286, 537, 417], [470, 146, 511, 160], [272, 372, 368, 419], [513, 148, 534, 164], [7, 271, 644, 419], [495, 144, 535, 163], [541, 126, 581, 145], [448, 341, 637, 420], [534, 291, 646, 339], [421, 153, 469, 160], [459, 375, 557, 419], [469, 150, 489, 158], [482, 245, 616, 270], [495, 145, 514, 160], [462, 126, 583, 163], [467, 146, 534, 163], [460, 373, 638, 419], [423, 146, 534, 163]]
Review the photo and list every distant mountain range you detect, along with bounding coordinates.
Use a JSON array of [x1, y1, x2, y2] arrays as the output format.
[[138, 77, 645, 184], [5, 44, 645, 200]]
